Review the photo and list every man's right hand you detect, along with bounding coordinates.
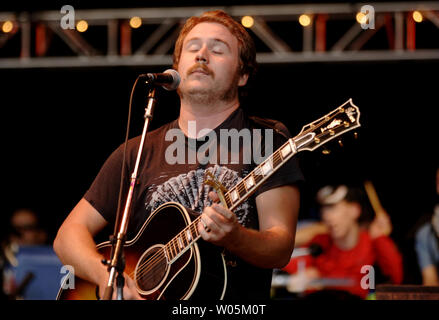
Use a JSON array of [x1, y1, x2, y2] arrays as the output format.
[[98, 273, 145, 300]]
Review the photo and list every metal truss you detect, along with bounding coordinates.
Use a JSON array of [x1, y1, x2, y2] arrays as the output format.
[[0, 2, 438, 69]]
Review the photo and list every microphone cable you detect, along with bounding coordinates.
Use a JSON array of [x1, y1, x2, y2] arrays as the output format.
[[113, 75, 141, 243]]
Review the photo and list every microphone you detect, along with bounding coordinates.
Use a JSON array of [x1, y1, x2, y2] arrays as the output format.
[[140, 69, 180, 91]]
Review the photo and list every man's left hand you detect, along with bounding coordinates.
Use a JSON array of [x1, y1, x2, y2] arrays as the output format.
[[198, 191, 241, 247]]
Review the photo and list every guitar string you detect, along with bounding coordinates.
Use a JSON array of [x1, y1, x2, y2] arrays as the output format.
[[129, 113, 351, 285], [131, 149, 287, 283], [130, 153, 285, 284], [130, 216, 202, 282], [218, 109, 350, 211], [130, 151, 280, 281], [131, 217, 200, 276], [130, 124, 341, 286]]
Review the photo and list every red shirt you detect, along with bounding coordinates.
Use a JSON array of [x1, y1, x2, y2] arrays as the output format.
[[283, 231, 403, 298]]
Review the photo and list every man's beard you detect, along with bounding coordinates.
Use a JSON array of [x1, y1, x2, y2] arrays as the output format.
[[178, 69, 241, 106]]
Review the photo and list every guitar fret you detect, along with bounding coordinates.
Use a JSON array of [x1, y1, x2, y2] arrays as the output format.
[[273, 151, 282, 168], [174, 238, 180, 254], [225, 153, 284, 210], [224, 193, 232, 208], [181, 231, 188, 246], [262, 159, 273, 175], [166, 244, 174, 260], [190, 223, 198, 239], [280, 142, 292, 159], [254, 168, 263, 183], [165, 246, 171, 261], [171, 240, 177, 257], [186, 228, 192, 242], [237, 183, 246, 197], [244, 175, 255, 190], [177, 236, 183, 249], [230, 188, 239, 203]]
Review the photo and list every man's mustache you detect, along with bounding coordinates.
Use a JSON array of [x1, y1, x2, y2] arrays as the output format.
[[187, 63, 214, 78]]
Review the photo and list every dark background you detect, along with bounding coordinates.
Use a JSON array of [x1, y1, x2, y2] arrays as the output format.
[[1, 1, 438, 284]]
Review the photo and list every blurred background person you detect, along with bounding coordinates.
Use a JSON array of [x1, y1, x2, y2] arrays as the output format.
[[1, 208, 62, 299], [8, 208, 48, 247], [293, 221, 328, 249], [414, 166, 439, 286], [2, 208, 47, 299], [282, 184, 403, 299], [2, 208, 48, 276]]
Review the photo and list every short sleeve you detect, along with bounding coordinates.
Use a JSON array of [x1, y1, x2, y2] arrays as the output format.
[[84, 143, 128, 225]]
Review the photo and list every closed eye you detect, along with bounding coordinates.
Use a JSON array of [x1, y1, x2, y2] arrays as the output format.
[[211, 45, 225, 54], [187, 43, 201, 52], [210, 41, 228, 54]]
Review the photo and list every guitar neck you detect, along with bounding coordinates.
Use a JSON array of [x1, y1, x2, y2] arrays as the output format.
[[163, 98, 361, 264], [163, 133, 310, 263], [164, 215, 203, 263], [224, 138, 299, 211], [222, 129, 317, 211]]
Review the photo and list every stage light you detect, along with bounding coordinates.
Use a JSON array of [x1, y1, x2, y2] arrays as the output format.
[[130, 16, 142, 29], [299, 14, 311, 27], [241, 16, 254, 28], [356, 12, 367, 24], [412, 11, 423, 23], [76, 20, 88, 32], [2, 20, 14, 33]]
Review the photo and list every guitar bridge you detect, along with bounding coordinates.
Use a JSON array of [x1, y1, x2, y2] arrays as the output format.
[[204, 171, 229, 209]]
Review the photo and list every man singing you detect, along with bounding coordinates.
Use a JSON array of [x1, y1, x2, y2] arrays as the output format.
[[54, 10, 303, 300]]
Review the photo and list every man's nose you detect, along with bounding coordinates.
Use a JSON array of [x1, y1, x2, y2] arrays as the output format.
[[196, 45, 209, 64]]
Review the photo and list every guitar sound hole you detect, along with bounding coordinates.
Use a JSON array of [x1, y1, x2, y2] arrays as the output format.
[[135, 245, 168, 292]]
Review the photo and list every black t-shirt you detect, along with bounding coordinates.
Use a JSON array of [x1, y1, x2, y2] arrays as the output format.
[[84, 107, 304, 299]]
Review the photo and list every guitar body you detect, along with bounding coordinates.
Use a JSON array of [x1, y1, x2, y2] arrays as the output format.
[[57, 202, 227, 300]]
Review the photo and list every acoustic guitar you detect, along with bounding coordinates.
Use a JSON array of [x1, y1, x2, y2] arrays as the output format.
[[57, 98, 361, 300]]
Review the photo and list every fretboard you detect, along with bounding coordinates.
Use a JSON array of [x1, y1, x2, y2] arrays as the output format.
[[149, 99, 360, 266], [164, 218, 201, 263], [224, 138, 297, 211], [162, 137, 298, 264]]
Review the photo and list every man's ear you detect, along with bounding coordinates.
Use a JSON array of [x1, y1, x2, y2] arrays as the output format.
[[238, 73, 249, 87]]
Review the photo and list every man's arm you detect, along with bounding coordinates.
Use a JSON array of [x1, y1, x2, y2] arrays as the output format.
[[54, 198, 144, 299], [198, 184, 300, 269], [53, 198, 109, 286]]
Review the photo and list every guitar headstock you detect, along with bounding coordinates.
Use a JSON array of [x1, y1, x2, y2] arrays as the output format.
[[292, 98, 361, 152]]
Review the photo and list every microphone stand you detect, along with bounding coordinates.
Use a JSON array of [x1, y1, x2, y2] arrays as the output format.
[[101, 86, 157, 300]]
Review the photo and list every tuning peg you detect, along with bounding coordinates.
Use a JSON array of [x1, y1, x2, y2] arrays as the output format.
[[322, 148, 331, 155], [338, 139, 344, 147]]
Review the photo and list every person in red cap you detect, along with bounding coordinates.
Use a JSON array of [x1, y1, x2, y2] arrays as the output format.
[[283, 184, 403, 299]]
